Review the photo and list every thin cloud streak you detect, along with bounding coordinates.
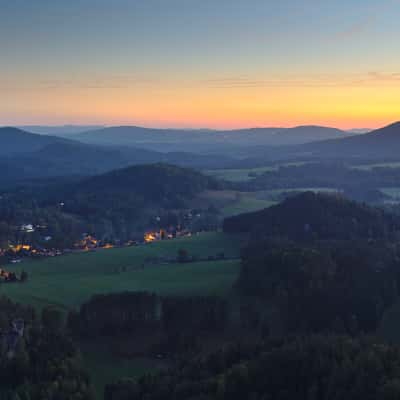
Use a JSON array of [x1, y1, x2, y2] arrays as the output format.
[[332, 0, 399, 40], [202, 72, 400, 89], [0, 75, 160, 91]]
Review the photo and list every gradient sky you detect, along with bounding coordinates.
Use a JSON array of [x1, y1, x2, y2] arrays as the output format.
[[1, 0, 399, 129]]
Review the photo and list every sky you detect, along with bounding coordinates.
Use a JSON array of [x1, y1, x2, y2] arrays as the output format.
[[1, 0, 399, 129]]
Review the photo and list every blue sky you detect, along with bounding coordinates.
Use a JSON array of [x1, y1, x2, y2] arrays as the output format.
[[1, 0, 399, 128]]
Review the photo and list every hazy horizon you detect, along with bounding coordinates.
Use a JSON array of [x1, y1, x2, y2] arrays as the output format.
[[0, 122, 381, 132]]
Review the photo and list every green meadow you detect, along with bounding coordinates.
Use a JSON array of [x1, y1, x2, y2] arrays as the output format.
[[206, 162, 309, 182], [352, 162, 400, 171], [1, 232, 243, 310], [0, 232, 245, 398]]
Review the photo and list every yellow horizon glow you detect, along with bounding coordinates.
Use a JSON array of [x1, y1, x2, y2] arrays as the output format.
[[1, 74, 399, 130]]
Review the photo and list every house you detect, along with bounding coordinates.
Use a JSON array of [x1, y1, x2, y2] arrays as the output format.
[[20, 224, 35, 233]]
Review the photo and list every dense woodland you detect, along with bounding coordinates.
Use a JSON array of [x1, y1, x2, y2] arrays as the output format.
[[0, 297, 94, 399], [238, 162, 400, 201], [4, 165, 400, 398], [104, 335, 400, 400], [224, 192, 400, 240], [223, 193, 400, 335], [67, 292, 228, 356], [0, 164, 222, 249]]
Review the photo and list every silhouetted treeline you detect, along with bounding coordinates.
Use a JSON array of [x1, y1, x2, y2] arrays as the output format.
[[238, 162, 400, 194], [67, 292, 228, 339], [0, 297, 94, 399], [104, 335, 400, 400], [238, 240, 399, 334], [223, 193, 400, 334], [224, 192, 400, 241]]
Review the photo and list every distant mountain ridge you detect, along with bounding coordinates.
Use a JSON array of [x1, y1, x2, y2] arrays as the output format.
[[0, 127, 72, 156], [0, 127, 236, 186], [18, 125, 105, 135], [302, 121, 400, 159], [73, 124, 351, 154]]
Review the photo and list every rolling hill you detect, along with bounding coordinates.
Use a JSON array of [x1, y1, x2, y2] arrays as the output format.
[[266, 125, 348, 145], [18, 125, 105, 136], [73, 125, 350, 154], [68, 163, 219, 201], [0, 127, 72, 155], [10, 163, 222, 242], [302, 121, 400, 159], [0, 127, 236, 186], [223, 191, 400, 240]]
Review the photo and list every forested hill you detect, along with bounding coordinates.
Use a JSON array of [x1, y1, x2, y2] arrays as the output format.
[[223, 191, 400, 241], [0, 127, 236, 186], [302, 121, 400, 159], [0, 127, 72, 155], [70, 163, 219, 202], [0, 163, 222, 247]]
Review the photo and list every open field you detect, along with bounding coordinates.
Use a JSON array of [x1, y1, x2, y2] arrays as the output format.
[[192, 190, 277, 217], [206, 166, 277, 182], [194, 188, 339, 218], [380, 187, 400, 200], [221, 196, 276, 217], [205, 162, 309, 182], [352, 162, 400, 171], [1, 232, 244, 310], [0, 232, 244, 398], [81, 340, 168, 399]]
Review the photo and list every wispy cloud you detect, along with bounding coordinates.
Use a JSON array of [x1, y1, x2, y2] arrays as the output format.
[[0, 75, 159, 91], [202, 72, 400, 89], [333, 0, 399, 40], [334, 16, 376, 40], [366, 71, 400, 82], [202, 77, 267, 89]]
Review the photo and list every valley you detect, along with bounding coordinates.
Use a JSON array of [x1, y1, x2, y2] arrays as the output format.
[[1, 232, 242, 309], [3, 122, 400, 399], [4, 3, 400, 398]]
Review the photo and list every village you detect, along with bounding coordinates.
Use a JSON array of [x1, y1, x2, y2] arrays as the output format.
[[0, 222, 195, 273]]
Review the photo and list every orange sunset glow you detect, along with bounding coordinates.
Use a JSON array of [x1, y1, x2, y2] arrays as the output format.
[[1, 1, 399, 129]]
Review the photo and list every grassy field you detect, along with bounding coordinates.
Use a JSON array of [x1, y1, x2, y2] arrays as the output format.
[[192, 190, 276, 217], [206, 162, 309, 182], [213, 188, 338, 217], [0, 232, 244, 398], [194, 188, 338, 218], [1, 232, 243, 310], [81, 340, 168, 398], [380, 187, 400, 200], [206, 166, 277, 182], [221, 196, 276, 217], [353, 162, 400, 171]]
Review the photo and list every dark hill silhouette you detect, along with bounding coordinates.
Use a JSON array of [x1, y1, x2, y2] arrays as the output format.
[[36, 164, 220, 237], [74, 163, 218, 200], [303, 121, 400, 158], [0, 127, 72, 155], [266, 125, 348, 145], [223, 191, 400, 241], [0, 128, 235, 185]]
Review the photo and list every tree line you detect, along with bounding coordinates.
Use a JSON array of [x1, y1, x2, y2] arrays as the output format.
[[0, 297, 95, 399], [104, 334, 400, 400]]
